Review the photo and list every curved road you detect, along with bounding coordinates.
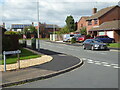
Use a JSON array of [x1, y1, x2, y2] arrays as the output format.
[[12, 40, 119, 88]]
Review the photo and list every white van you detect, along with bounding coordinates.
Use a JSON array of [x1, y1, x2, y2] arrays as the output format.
[[63, 34, 75, 42]]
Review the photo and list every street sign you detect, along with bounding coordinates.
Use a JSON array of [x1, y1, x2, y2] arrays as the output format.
[[3, 50, 21, 55], [3, 50, 21, 72]]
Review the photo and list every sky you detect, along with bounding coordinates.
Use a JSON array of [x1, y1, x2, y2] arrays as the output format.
[[0, 0, 119, 29]]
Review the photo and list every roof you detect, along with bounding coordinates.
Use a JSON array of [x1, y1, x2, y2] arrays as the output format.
[[78, 16, 90, 22], [45, 24, 59, 28], [89, 20, 120, 31], [87, 5, 118, 20]]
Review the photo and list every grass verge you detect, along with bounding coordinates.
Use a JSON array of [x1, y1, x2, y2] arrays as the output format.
[[0, 48, 41, 65], [107, 43, 120, 48]]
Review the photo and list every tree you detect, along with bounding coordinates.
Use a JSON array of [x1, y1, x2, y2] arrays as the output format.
[[65, 15, 75, 32], [56, 25, 70, 34], [28, 26, 37, 38], [80, 27, 87, 35]]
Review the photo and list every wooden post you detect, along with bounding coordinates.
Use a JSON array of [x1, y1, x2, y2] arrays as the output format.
[[17, 53, 20, 69]]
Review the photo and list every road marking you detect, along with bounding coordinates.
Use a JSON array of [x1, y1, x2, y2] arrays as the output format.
[[113, 66, 120, 69], [87, 61, 94, 63], [81, 58, 119, 69], [103, 64, 111, 67], [111, 64, 118, 66], [87, 59, 93, 62], [94, 62, 101, 65]]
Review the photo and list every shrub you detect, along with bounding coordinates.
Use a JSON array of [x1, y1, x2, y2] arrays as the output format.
[[31, 38, 36, 49], [71, 37, 76, 44], [2, 35, 19, 51], [4, 31, 19, 35]]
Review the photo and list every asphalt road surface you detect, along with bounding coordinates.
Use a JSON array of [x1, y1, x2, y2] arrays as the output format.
[[12, 40, 119, 88]]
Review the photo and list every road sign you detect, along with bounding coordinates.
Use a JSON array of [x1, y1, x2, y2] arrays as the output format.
[[3, 50, 21, 72]]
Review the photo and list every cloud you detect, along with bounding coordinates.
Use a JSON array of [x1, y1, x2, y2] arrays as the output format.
[[0, 0, 119, 28]]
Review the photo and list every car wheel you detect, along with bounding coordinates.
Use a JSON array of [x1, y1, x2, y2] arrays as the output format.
[[83, 45, 86, 50], [111, 40, 115, 43], [91, 46, 94, 51]]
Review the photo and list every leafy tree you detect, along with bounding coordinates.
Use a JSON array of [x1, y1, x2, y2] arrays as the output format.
[[56, 25, 70, 34], [65, 15, 75, 32], [80, 27, 87, 35]]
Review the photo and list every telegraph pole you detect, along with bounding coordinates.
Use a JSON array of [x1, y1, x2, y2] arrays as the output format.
[[37, 0, 40, 51]]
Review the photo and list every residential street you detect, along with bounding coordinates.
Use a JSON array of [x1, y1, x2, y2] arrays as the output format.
[[10, 40, 119, 88]]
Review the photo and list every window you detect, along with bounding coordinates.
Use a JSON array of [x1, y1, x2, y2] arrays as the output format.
[[94, 20, 98, 24], [81, 24, 83, 27], [88, 20, 92, 25]]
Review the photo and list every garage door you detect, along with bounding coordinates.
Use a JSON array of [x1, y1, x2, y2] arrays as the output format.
[[106, 31, 114, 38]]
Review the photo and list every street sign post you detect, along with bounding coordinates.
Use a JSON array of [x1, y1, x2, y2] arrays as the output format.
[[3, 50, 21, 72]]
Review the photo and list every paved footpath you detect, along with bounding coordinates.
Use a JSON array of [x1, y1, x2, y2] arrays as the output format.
[[1, 48, 83, 88]]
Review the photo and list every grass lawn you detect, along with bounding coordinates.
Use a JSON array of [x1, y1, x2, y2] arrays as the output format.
[[0, 48, 41, 65], [107, 43, 120, 48]]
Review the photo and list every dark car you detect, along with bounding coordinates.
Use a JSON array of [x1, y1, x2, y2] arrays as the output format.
[[94, 35, 115, 43], [82, 39, 108, 50], [77, 35, 93, 42]]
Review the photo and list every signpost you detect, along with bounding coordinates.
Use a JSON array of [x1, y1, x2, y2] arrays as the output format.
[[3, 50, 21, 72]]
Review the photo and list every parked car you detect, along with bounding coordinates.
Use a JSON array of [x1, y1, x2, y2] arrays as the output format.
[[82, 39, 108, 50], [63, 34, 75, 42], [72, 34, 81, 42], [77, 35, 93, 42], [94, 35, 115, 43]]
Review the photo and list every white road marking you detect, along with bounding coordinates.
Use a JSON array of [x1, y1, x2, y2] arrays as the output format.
[[103, 64, 111, 67], [82, 58, 119, 69], [87, 61, 94, 64], [87, 59, 93, 62], [110, 64, 118, 66], [113, 66, 120, 69], [94, 62, 101, 65]]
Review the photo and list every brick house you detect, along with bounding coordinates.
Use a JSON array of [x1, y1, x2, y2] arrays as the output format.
[[85, 5, 120, 42], [34, 22, 60, 38], [76, 16, 89, 33]]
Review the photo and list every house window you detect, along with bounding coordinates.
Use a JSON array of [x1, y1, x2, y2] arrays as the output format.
[[81, 24, 83, 27], [94, 20, 98, 25], [88, 20, 92, 26]]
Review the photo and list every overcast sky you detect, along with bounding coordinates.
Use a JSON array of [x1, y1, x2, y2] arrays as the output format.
[[0, 0, 119, 29]]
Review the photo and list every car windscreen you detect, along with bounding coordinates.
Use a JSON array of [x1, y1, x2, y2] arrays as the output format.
[[70, 35, 74, 37], [94, 39, 103, 43]]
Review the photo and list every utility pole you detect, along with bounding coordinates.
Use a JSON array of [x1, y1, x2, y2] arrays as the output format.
[[37, 0, 40, 51]]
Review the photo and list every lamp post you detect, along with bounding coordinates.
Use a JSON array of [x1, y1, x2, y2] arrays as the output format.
[[37, 0, 40, 51]]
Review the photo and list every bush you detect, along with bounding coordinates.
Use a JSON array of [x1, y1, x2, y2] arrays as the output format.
[[71, 37, 76, 44], [2, 35, 19, 51], [4, 31, 19, 35], [31, 38, 36, 49]]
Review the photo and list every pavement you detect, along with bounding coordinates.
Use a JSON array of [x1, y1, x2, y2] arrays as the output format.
[[1, 48, 83, 88]]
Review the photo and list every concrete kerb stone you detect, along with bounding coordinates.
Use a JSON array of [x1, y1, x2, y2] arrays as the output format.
[[1, 58, 84, 88]]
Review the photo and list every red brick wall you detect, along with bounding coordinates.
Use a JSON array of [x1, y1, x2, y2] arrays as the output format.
[[114, 30, 120, 43], [77, 17, 87, 30], [86, 19, 100, 33]]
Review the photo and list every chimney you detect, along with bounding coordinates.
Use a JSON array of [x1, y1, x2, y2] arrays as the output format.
[[93, 8, 97, 14]]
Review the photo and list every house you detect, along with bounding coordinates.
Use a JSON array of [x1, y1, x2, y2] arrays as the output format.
[[76, 16, 89, 33], [89, 20, 120, 42], [82, 5, 120, 42], [34, 22, 60, 38], [11, 23, 33, 32]]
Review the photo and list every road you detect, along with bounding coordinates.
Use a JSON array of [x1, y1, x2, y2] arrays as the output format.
[[12, 40, 119, 88]]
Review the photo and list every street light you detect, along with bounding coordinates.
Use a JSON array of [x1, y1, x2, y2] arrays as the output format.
[[37, 0, 40, 51]]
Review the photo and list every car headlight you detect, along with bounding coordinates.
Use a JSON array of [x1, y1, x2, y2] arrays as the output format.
[[94, 44, 99, 47]]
